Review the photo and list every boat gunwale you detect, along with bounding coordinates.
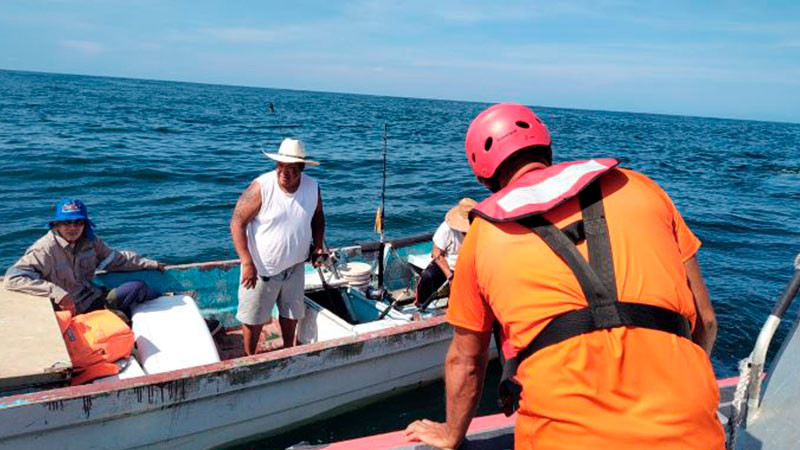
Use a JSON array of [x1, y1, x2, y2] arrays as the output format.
[[323, 376, 743, 449]]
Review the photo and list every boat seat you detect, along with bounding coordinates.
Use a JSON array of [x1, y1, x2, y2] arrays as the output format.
[[131, 295, 220, 375], [0, 287, 71, 391]]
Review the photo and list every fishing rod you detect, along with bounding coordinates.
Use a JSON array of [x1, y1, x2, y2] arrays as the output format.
[[376, 123, 388, 292], [373, 123, 402, 319]]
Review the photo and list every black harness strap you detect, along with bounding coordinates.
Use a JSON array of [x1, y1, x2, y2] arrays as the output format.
[[496, 180, 692, 416], [579, 181, 618, 302], [521, 214, 623, 329], [559, 220, 585, 245], [514, 303, 691, 363]]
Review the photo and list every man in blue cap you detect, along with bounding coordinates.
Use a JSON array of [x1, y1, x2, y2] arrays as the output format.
[[4, 199, 166, 319]]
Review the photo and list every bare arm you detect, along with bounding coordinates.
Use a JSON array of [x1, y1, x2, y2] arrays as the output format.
[[311, 189, 325, 251], [432, 245, 453, 280], [405, 327, 491, 449], [685, 256, 717, 356], [444, 328, 491, 440], [230, 180, 262, 288]]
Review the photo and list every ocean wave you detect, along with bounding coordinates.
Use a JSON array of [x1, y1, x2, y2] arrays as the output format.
[[260, 124, 302, 129], [151, 126, 182, 134], [83, 125, 140, 133]]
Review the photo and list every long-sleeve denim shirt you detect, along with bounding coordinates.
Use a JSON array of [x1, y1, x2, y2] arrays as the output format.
[[4, 230, 159, 313]]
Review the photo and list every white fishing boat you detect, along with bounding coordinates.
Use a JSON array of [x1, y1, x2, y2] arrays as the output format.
[[0, 234, 459, 449]]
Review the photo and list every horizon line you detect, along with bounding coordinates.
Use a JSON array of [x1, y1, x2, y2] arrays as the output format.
[[1, 66, 798, 126]]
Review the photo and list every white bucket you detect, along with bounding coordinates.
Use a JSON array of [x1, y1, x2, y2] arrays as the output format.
[[339, 262, 372, 289]]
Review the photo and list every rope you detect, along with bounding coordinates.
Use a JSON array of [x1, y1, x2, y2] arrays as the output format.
[[726, 357, 753, 450]]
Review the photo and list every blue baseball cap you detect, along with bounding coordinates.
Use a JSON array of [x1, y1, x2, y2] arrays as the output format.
[[48, 199, 95, 239]]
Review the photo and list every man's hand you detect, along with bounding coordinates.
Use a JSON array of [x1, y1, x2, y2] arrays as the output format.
[[58, 294, 77, 316], [432, 246, 452, 281], [405, 419, 461, 450], [311, 246, 326, 268], [240, 262, 258, 289], [230, 180, 262, 287]]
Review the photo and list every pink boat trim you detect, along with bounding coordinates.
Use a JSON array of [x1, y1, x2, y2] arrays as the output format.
[[324, 376, 740, 449]]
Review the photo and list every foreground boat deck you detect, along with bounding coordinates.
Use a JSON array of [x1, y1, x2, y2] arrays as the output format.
[[215, 323, 285, 360]]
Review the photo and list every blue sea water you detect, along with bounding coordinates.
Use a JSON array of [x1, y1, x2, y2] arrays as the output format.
[[2, 69, 800, 446]]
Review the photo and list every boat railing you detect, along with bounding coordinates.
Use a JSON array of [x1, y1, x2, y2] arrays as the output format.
[[127, 234, 435, 271], [727, 252, 800, 448], [358, 233, 434, 253], [746, 252, 800, 417]]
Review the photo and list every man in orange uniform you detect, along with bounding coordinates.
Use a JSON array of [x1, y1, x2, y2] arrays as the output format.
[[406, 104, 724, 449]]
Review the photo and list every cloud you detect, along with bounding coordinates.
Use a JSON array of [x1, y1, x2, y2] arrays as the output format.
[[132, 42, 162, 51], [59, 39, 103, 56], [3, 12, 94, 30], [166, 25, 309, 45], [201, 27, 280, 43], [341, 0, 615, 26]]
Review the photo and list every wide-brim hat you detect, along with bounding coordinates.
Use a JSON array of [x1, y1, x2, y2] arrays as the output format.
[[445, 198, 477, 233], [48, 198, 96, 239], [262, 138, 320, 166]]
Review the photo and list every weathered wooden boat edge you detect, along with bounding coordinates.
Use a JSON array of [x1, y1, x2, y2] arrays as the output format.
[[0, 308, 452, 449], [0, 314, 448, 408]]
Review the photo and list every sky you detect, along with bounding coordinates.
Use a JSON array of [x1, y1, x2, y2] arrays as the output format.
[[0, 1, 798, 123]]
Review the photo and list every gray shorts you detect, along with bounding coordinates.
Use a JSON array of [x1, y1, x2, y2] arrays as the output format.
[[236, 262, 306, 325]]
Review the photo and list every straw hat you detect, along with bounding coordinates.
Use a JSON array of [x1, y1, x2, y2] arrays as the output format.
[[445, 198, 477, 233], [262, 138, 320, 166]]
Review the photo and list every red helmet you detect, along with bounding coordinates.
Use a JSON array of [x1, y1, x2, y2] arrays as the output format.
[[465, 103, 551, 180]]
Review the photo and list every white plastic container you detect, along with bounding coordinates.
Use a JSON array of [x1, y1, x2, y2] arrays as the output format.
[[338, 262, 372, 289], [131, 295, 220, 375]]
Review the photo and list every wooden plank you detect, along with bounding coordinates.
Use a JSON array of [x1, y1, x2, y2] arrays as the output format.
[[0, 288, 71, 390]]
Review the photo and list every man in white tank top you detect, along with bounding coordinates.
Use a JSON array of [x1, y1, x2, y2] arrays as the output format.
[[230, 138, 326, 355]]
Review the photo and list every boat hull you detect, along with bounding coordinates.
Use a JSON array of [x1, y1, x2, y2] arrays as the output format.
[[0, 317, 451, 449]]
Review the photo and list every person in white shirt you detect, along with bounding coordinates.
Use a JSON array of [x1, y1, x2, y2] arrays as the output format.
[[414, 198, 476, 307], [230, 138, 326, 355]]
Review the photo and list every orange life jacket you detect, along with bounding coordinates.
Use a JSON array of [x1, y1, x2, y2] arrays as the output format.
[[55, 310, 135, 384]]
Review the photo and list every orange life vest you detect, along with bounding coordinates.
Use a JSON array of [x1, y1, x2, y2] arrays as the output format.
[[55, 310, 135, 384]]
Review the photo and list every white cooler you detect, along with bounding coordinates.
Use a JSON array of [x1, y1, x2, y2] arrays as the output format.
[[131, 295, 220, 374]]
